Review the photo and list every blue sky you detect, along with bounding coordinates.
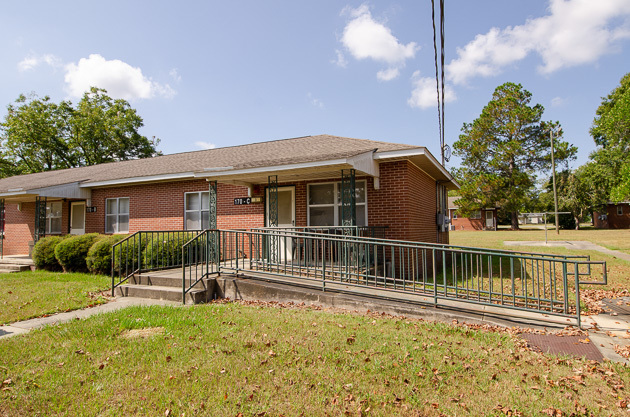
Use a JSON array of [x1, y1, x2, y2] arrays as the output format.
[[1, 0, 629, 170]]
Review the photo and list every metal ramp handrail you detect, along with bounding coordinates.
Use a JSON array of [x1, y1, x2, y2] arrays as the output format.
[[182, 229, 221, 303], [111, 230, 203, 296], [221, 228, 608, 328], [251, 227, 604, 282]]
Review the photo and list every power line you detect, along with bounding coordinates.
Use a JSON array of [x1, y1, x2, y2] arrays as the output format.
[[431, 0, 449, 165]]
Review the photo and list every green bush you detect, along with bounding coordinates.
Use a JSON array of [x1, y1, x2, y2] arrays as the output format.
[[142, 232, 197, 269], [86, 235, 125, 275], [32, 236, 67, 271], [54, 233, 101, 273]]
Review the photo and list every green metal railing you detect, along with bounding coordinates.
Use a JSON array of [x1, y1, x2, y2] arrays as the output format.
[[252, 226, 388, 239], [182, 229, 221, 303], [215, 228, 607, 327], [111, 230, 202, 296], [111, 227, 607, 327]]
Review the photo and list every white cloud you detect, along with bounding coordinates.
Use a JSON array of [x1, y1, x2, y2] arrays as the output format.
[[195, 141, 217, 150], [377, 68, 400, 81], [447, 0, 630, 85], [64, 54, 176, 100], [18, 53, 62, 72], [332, 49, 348, 68], [340, 4, 419, 80], [307, 93, 324, 109], [407, 71, 456, 109], [169, 68, 182, 83], [551, 96, 566, 107]]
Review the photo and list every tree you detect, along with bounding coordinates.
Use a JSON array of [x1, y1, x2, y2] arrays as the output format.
[[0, 94, 74, 176], [0, 87, 160, 177], [539, 168, 592, 229], [69, 88, 160, 166], [453, 82, 577, 230], [587, 72, 630, 205]]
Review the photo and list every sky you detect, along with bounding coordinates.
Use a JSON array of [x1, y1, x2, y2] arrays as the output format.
[[1, 0, 629, 171]]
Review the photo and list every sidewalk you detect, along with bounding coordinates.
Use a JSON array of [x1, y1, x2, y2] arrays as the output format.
[[0, 297, 178, 339], [504, 240, 630, 262]]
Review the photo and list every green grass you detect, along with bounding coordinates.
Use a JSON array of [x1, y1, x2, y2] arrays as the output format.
[[1, 302, 629, 416], [0, 271, 111, 324], [450, 229, 630, 291]]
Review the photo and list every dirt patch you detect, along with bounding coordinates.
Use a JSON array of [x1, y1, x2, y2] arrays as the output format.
[[120, 327, 165, 339]]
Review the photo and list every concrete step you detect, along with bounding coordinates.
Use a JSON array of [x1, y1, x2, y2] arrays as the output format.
[[129, 274, 206, 290], [0, 264, 32, 273], [116, 284, 209, 304], [0, 257, 34, 266]]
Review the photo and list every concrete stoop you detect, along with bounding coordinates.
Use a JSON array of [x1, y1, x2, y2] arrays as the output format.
[[115, 273, 213, 304], [0, 258, 34, 274]]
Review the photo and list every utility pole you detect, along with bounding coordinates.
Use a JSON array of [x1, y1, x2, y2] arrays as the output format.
[[550, 129, 560, 235]]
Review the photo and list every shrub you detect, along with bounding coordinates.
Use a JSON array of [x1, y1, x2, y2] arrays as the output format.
[[32, 236, 66, 271], [142, 232, 197, 269], [54, 233, 101, 273], [86, 235, 125, 275]]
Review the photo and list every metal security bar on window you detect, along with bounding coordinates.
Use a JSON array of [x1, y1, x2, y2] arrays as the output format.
[[208, 181, 217, 230], [34, 196, 47, 242], [268, 175, 279, 262], [341, 169, 356, 229], [0, 199, 4, 259]]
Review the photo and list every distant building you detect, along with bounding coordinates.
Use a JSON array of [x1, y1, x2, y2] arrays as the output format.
[[518, 213, 545, 225], [593, 202, 630, 229], [447, 196, 497, 231]]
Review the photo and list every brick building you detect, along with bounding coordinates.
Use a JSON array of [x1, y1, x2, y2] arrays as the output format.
[[0, 135, 458, 256], [447, 196, 498, 231], [593, 202, 630, 229]]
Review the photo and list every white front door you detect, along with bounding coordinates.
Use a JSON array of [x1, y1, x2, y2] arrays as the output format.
[[485, 210, 494, 229], [266, 186, 296, 261], [70, 202, 86, 235]]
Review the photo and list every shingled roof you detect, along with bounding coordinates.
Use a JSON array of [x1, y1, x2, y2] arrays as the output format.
[[0, 135, 422, 193]]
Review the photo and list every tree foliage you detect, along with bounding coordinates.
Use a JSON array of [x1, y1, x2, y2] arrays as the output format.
[[588, 73, 630, 204], [0, 87, 160, 177], [539, 169, 592, 229], [453, 82, 577, 229]]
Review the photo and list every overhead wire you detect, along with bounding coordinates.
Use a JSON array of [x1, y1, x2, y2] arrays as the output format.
[[431, 0, 448, 165]]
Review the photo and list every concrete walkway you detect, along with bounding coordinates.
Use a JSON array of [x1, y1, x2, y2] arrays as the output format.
[[0, 297, 178, 339], [504, 240, 630, 262]]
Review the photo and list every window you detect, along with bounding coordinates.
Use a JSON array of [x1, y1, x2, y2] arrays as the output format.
[[307, 181, 367, 226], [453, 212, 458, 220], [185, 191, 209, 230], [617, 205, 624, 216], [105, 198, 129, 233], [470, 210, 482, 219], [46, 202, 62, 234]]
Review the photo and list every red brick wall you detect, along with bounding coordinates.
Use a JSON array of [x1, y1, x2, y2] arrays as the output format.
[[594, 204, 630, 229], [88, 163, 445, 243], [89, 180, 267, 233], [4, 203, 35, 256], [3, 162, 449, 254], [3, 200, 73, 256], [449, 208, 496, 231]]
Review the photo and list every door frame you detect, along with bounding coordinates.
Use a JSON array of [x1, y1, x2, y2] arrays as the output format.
[[70, 201, 86, 235], [265, 185, 295, 227], [485, 210, 494, 229]]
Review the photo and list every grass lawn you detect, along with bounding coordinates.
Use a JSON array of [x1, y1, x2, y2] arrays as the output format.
[[449, 228, 630, 291], [1, 302, 629, 416], [0, 271, 111, 325]]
